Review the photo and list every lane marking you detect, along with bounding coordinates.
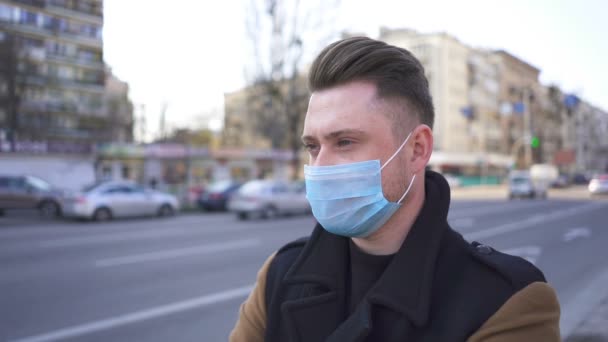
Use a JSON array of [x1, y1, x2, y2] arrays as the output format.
[[563, 227, 592, 242], [499, 245, 542, 265], [9, 285, 254, 342], [40, 229, 191, 247], [465, 202, 605, 241], [449, 200, 557, 219], [449, 217, 475, 228], [95, 239, 260, 267]]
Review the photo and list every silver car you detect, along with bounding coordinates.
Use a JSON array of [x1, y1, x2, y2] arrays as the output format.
[[62, 181, 180, 221], [228, 180, 310, 220], [0, 175, 64, 217]]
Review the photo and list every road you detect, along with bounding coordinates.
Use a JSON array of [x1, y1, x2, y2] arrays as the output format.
[[1, 197, 607, 341]]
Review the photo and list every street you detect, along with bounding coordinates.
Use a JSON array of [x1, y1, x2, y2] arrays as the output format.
[[1, 197, 607, 341]]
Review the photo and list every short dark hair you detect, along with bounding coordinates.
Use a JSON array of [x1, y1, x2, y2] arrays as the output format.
[[308, 36, 434, 130]]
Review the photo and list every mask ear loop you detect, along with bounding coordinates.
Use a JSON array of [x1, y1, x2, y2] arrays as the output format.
[[380, 131, 413, 171], [397, 174, 416, 204]]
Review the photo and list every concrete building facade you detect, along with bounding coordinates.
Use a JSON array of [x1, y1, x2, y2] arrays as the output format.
[[0, 0, 131, 149]]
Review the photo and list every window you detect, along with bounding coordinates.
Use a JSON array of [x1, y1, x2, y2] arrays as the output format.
[[26, 176, 51, 191], [101, 167, 112, 180], [2, 177, 26, 190], [22, 36, 44, 48], [78, 48, 101, 62], [0, 4, 13, 22], [121, 166, 130, 179], [20, 10, 37, 25], [272, 184, 288, 194], [131, 186, 146, 193], [103, 186, 132, 195], [58, 65, 75, 79]]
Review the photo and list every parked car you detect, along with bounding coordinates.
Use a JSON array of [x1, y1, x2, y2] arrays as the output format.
[[508, 170, 547, 199], [0, 175, 64, 217], [551, 174, 570, 188], [228, 180, 310, 220], [588, 174, 608, 196], [61, 181, 180, 221], [197, 180, 242, 211], [572, 173, 590, 185]]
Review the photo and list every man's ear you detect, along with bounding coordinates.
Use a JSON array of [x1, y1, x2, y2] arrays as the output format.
[[410, 124, 433, 174]]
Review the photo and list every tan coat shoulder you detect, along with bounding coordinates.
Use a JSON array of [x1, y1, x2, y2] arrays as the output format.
[[468, 282, 561, 342], [229, 253, 275, 342]]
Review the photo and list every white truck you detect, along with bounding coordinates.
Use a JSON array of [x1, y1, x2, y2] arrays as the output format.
[[508, 164, 558, 199]]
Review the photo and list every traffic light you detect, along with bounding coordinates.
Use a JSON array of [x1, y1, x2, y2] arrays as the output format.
[[530, 136, 540, 149]]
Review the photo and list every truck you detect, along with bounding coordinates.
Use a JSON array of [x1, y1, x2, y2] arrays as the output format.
[[508, 164, 558, 200]]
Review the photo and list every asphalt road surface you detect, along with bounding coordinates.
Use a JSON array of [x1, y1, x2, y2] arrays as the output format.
[[1, 198, 607, 341]]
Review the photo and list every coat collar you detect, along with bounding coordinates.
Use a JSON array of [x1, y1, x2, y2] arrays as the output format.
[[283, 171, 451, 329]]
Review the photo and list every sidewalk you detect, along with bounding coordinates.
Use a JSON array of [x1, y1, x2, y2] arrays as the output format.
[[564, 296, 608, 341], [450, 184, 605, 201]]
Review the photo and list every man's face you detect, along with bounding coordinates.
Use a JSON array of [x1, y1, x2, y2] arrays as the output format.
[[302, 81, 411, 202]]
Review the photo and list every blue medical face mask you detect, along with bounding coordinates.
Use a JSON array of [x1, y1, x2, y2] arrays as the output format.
[[304, 132, 416, 238]]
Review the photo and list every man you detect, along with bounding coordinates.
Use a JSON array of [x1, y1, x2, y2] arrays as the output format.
[[230, 37, 560, 341]]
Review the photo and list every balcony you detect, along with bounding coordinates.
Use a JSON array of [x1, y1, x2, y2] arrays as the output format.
[[6, 23, 102, 49], [11, 0, 45, 8], [45, 1, 103, 25], [46, 126, 95, 139], [48, 77, 105, 92], [46, 53, 104, 70], [20, 99, 107, 117]]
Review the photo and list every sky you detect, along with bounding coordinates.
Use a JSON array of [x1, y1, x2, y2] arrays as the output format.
[[103, 0, 608, 142]]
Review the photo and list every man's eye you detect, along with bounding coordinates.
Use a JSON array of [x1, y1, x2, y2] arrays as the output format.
[[304, 143, 318, 152], [337, 140, 353, 147]]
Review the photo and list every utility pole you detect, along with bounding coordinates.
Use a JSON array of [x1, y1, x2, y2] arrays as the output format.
[[137, 104, 147, 143], [159, 102, 168, 141], [523, 87, 533, 167]]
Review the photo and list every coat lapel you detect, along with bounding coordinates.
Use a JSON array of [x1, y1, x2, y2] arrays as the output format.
[[365, 171, 450, 327], [281, 224, 350, 341]]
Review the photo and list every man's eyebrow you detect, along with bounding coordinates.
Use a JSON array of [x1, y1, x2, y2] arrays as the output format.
[[301, 129, 366, 142], [324, 129, 366, 140]]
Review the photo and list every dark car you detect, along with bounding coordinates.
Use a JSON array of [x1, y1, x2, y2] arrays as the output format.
[[0, 175, 64, 217], [551, 174, 570, 188], [572, 173, 590, 185], [197, 180, 242, 211]]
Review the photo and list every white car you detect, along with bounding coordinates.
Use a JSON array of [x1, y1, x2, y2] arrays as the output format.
[[589, 174, 608, 195], [228, 180, 310, 220], [62, 181, 180, 221]]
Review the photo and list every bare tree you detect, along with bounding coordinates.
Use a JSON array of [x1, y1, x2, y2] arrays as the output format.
[[244, 0, 339, 179]]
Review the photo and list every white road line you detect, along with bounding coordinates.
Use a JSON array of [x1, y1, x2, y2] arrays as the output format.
[[9, 285, 254, 342], [499, 246, 542, 265], [40, 229, 191, 247], [464, 202, 605, 241], [95, 239, 260, 267], [449, 217, 475, 228], [563, 227, 592, 242], [449, 200, 557, 220]]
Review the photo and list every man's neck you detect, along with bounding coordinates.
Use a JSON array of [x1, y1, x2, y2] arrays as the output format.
[[351, 183, 425, 255]]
